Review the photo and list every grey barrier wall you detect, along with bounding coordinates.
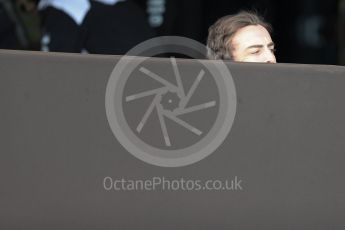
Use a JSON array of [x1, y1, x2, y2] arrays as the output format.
[[0, 50, 345, 229]]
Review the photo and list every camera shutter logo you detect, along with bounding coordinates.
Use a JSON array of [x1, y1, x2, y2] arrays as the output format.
[[105, 36, 237, 167]]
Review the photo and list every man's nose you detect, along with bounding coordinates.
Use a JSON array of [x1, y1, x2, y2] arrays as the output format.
[[263, 49, 276, 63]]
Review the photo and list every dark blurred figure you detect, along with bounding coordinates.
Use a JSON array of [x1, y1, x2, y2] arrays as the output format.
[[39, 0, 155, 54], [0, 0, 40, 50], [0, 0, 35, 49], [134, 0, 204, 42], [0, 1, 18, 49]]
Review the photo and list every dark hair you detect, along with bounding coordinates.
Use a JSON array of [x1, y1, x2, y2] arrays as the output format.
[[207, 11, 272, 60]]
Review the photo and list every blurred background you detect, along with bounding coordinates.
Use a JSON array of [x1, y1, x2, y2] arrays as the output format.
[[0, 0, 344, 65]]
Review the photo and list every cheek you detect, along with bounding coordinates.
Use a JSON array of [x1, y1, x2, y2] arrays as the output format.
[[239, 55, 263, 62], [232, 50, 248, 62]]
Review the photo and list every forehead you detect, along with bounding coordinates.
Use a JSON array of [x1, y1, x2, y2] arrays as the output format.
[[231, 25, 273, 50]]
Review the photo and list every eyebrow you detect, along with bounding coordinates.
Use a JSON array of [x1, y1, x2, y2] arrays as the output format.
[[245, 42, 275, 50]]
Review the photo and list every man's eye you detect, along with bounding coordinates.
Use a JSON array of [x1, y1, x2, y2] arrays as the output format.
[[270, 48, 276, 53], [251, 50, 260, 54]]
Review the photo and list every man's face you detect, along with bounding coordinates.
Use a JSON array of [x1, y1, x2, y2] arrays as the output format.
[[230, 25, 276, 63]]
